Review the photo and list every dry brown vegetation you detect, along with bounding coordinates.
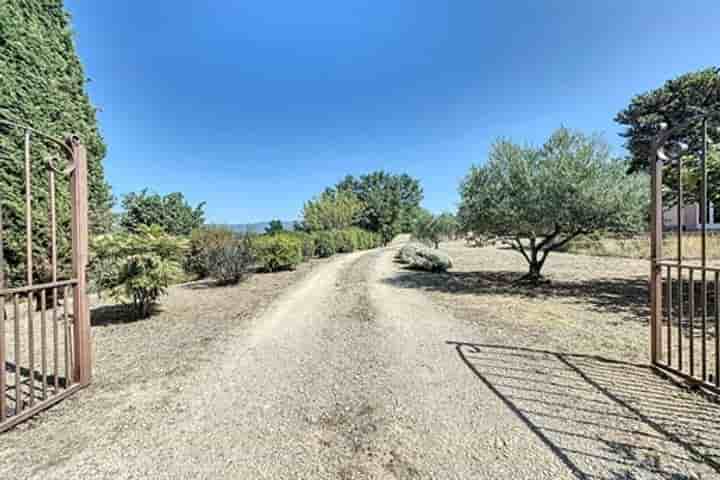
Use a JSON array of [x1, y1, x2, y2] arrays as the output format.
[[565, 232, 720, 262], [391, 239, 720, 374]]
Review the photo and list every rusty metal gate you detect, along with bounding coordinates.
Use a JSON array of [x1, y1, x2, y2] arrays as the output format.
[[1, 120, 91, 432], [650, 112, 720, 392]]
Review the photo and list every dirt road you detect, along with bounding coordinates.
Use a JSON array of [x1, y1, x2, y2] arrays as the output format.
[[3, 245, 719, 479]]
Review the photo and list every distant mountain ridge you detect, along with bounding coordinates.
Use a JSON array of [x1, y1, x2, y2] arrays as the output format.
[[212, 221, 296, 234]]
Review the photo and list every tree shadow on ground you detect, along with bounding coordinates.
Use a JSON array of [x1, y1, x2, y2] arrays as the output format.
[[385, 268, 650, 321], [448, 341, 720, 480], [90, 303, 163, 327], [180, 279, 230, 290], [181, 274, 257, 290]]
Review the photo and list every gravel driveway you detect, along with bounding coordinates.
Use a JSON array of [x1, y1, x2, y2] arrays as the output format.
[[2, 245, 719, 479]]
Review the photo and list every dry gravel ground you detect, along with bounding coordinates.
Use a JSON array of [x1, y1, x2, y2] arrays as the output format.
[[2, 241, 720, 479]]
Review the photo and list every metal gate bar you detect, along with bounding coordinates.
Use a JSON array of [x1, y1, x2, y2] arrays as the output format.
[[1, 121, 91, 432], [650, 113, 720, 393]]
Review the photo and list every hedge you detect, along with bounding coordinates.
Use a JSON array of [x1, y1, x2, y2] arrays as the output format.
[[1, 0, 113, 286]]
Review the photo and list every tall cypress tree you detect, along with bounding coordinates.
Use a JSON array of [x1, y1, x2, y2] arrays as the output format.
[[0, 0, 112, 285]]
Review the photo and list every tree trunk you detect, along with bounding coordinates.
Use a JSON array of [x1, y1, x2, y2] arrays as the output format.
[[523, 238, 547, 284], [527, 261, 543, 282]]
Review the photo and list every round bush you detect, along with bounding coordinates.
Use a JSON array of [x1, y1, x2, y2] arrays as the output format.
[[253, 234, 304, 272], [206, 239, 254, 284]]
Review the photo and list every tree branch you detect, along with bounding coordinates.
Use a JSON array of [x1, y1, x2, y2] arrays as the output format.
[[537, 224, 560, 252], [512, 236, 532, 264], [547, 230, 587, 252]]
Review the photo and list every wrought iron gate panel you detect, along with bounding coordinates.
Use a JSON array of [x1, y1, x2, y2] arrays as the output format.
[[650, 113, 720, 393], [1, 120, 91, 432]]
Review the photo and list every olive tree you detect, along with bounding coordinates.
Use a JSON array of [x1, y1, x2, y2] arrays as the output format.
[[458, 128, 648, 281], [414, 212, 459, 248]]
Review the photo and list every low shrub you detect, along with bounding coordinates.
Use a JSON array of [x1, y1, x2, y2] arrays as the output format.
[[288, 231, 316, 260], [253, 233, 304, 272], [351, 228, 382, 250], [335, 229, 355, 253], [313, 230, 338, 258], [312, 228, 381, 257], [206, 234, 255, 284], [185, 226, 237, 278], [90, 225, 187, 318]]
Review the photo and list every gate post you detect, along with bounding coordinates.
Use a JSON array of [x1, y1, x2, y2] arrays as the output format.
[[649, 141, 664, 364], [68, 135, 91, 385]]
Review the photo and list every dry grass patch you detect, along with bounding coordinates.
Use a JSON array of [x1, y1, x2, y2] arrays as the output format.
[[565, 233, 720, 262], [388, 240, 652, 362], [395, 241, 720, 476]]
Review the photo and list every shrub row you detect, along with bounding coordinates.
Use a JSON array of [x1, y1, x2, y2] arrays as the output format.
[[87, 224, 381, 319], [186, 226, 382, 280], [309, 227, 382, 258]]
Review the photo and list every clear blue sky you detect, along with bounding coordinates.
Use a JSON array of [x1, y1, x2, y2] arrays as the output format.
[[65, 1, 720, 224]]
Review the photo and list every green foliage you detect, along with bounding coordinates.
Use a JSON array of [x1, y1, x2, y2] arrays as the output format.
[[335, 229, 356, 253], [287, 231, 316, 260], [313, 230, 338, 258], [351, 227, 382, 250], [0, 0, 113, 286], [616, 67, 720, 174], [459, 128, 648, 280], [205, 234, 255, 285], [265, 219, 285, 235], [334, 171, 423, 244], [90, 225, 186, 318], [301, 190, 363, 231], [252, 233, 303, 272], [341, 227, 381, 252], [309, 228, 381, 257], [413, 211, 459, 248], [662, 142, 720, 207], [121, 190, 205, 236]]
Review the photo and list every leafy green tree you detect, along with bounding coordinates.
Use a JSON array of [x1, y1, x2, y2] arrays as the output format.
[[301, 190, 363, 231], [265, 219, 285, 235], [459, 128, 647, 282], [90, 225, 187, 318], [120, 190, 205, 236], [335, 171, 423, 244], [616, 67, 720, 174], [1, 0, 113, 285]]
